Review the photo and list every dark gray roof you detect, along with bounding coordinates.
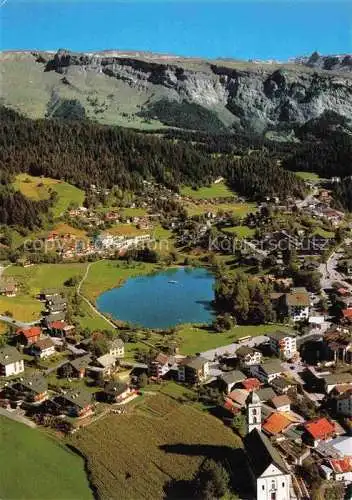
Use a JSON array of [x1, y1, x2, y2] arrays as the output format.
[[0, 346, 22, 365], [269, 330, 297, 341], [244, 428, 288, 478], [14, 375, 47, 394], [44, 312, 66, 323], [70, 354, 92, 371], [183, 356, 208, 370], [257, 387, 277, 402], [261, 360, 283, 375], [62, 389, 92, 409], [236, 346, 257, 357], [104, 381, 128, 396], [221, 370, 246, 385]]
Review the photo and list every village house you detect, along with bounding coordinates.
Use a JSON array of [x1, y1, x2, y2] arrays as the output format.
[[149, 352, 173, 379], [268, 331, 298, 360], [0, 346, 24, 377], [285, 288, 310, 322], [107, 338, 124, 358], [323, 372, 352, 394], [219, 370, 247, 394], [256, 387, 277, 403], [46, 295, 67, 313], [0, 278, 18, 297], [241, 377, 262, 392], [178, 356, 209, 385], [6, 375, 48, 403], [39, 289, 60, 301], [102, 381, 132, 403], [16, 326, 42, 346], [250, 360, 283, 384], [270, 376, 298, 395], [43, 312, 66, 326], [30, 337, 56, 359], [236, 345, 262, 367], [57, 354, 92, 379], [321, 457, 352, 483], [47, 321, 75, 338], [304, 418, 336, 447], [271, 395, 291, 412], [92, 354, 117, 377], [336, 388, 352, 417], [54, 389, 93, 418]]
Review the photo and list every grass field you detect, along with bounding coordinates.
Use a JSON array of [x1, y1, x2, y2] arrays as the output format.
[[186, 201, 256, 217], [0, 417, 92, 500], [14, 174, 85, 217], [121, 207, 148, 217], [81, 260, 158, 301], [75, 300, 116, 332], [50, 222, 88, 239], [0, 296, 42, 322], [3, 263, 86, 321], [222, 225, 256, 238], [181, 182, 235, 200], [313, 227, 335, 238], [106, 224, 149, 237], [295, 171, 321, 182], [177, 323, 286, 354], [73, 394, 241, 500]]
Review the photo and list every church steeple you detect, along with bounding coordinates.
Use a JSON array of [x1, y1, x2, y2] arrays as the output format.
[[246, 391, 262, 433]]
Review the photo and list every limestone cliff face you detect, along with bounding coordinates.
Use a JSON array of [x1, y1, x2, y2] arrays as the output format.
[[3, 49, 352, 133]]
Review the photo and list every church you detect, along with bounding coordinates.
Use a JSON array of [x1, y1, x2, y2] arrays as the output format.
[[244, 392, 293, 500]]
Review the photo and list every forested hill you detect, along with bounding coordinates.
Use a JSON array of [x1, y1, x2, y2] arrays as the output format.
[[0, 107, 305, 202]]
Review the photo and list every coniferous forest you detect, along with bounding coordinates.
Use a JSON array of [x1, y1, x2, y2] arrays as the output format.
[[0, 105, 351, 231]]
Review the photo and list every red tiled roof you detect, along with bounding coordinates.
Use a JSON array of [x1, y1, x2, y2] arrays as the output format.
[[17, 327, 41, 338], [48, 321, 67, 330], [304, 418, 335, 440], [242, 378, 261, 392], [262, 412, 292, 435], [329, 457, 352, 473], [342, 308, 352, 319]]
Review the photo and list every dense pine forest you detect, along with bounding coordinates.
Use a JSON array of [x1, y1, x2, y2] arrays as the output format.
[[0, 105, 351, 231]]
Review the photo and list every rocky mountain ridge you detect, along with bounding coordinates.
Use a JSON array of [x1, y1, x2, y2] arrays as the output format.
[[1, 49, 352, 134]]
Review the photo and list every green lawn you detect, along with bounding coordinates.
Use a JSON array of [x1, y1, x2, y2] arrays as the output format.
[[177, 324, 287, 354], [0, 417, 92, 500], [295, 171, 321, 182], [75, 300, 116, 332], [222, 225, 256, 238], [5, 263, 86, 296], [121, 207, 147, 217], [186, 202, 256, 217], [14, 174, 85, 217], [181, 182, 235, 200], [81, 260, 159, 301], [313, 227, 335, 238], [3, 263, 86, 321]]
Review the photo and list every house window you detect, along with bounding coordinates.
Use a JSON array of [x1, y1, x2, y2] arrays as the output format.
[[252, 408, 257, 415], [262, 485, 265, 491], [271, 480, 276, 490], [253, 416, 257, 423], [282, 482, 285, 488], [271, 493, 276, 500]]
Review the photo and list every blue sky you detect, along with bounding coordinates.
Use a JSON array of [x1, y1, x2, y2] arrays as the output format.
[[1, 1, 351, 60]]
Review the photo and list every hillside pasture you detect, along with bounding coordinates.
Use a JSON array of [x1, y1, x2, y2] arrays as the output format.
[[181, 182, 235, 200], [14, 174, 85, 217], [186, 201, 257, 217], [0, 417, 92, 500], [73, 394, 241, 500]]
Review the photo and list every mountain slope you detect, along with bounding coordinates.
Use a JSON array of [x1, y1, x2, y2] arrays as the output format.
[[1, 49, 351, 134]]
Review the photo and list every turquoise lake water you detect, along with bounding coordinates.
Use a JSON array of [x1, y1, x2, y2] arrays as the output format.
[[96, 267, 215, 329]]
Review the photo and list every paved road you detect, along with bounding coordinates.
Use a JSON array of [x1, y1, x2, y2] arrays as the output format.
[[77, 261, 117, 330], [0, 314, 39, 328], [0, 407, 36, 428], [318, 244, 352, 292]]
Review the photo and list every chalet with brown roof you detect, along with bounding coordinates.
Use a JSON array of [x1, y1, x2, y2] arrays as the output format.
[[149, 352, 173, 379], [271, 394, 291, 412], [177, 356, 209, 385], [57, 354, 92, 379], [47, 321, 75, 338], [54, 389, 93, 417], [30, 337, 56, 359]]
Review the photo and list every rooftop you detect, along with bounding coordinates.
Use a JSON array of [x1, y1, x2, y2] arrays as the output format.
[[285, 288, 310, 307], [304, 418, 335, 440], [271, 394, 291, 409], [15, 375, 47, 394], [221, 370, 246, 385], [33, 337, 55, 351], [16, 326, 41, 339], [261, 359, 283, 375], [262, 412, 294, 435], [269, 330, 297, 341], [244, 428, 289, 478], [0, 346, 22, 365]]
